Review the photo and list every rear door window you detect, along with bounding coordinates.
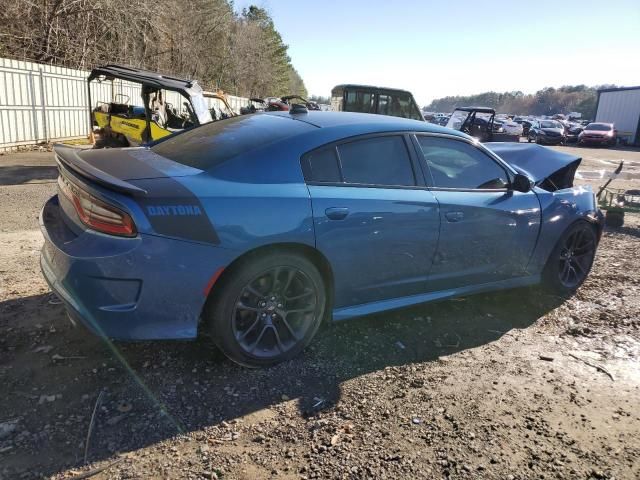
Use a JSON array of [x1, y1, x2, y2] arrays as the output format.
[[338, 136, 416, 186]]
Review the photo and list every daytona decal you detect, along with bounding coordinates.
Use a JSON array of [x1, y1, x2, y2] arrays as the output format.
[[147, 205, 202, 216], [131, 177, 219, 245]]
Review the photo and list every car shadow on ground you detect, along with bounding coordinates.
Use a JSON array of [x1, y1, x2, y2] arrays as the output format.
[[0, 164, 58, 186], [1, 287, 565, 477], [607, 224, 640, 239]]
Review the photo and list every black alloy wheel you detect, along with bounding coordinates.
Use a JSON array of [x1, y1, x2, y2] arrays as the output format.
[[232, 266, 318, 358], [205, 253, 326, 367], [557, 226, 596, 289], [543, 221, 597, 294]]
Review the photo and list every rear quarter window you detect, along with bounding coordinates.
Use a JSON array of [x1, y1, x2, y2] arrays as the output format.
[[151, 114, 314, 170], [301, 147, 342, 183]]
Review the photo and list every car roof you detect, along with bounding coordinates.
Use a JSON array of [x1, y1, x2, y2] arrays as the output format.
[[331, 84, 415, 95], [453, 106, 496, 114], [264, 111, 468, 139]]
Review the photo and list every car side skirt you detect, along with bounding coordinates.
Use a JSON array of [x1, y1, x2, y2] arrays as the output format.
[[332, 274, 541, 321]]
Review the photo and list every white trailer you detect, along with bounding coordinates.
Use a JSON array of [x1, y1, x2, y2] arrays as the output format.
[[595, 86, 640, 145]]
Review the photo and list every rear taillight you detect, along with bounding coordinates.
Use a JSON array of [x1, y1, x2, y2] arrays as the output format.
[[58, 176, 136, 237]]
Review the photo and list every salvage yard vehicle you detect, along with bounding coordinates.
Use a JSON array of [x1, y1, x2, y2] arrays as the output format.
[[281, 95, 321, 110], [514, 118, 535, 137], [565, 122, 584, 143], [40, 111, 603, 367], [496, 118, 524, 136], [578, 122, 617, 146], [240, 98, 268, 114], [596, 161, 640, 227], [527, 120, 566, 145], [89, 65, 212, 148], [445, 107, 519, 142], [331, 84, 424, 121], [204, 90, 236, 121]]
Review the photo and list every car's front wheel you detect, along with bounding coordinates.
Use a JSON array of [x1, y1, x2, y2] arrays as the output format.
[[205, 253, 327, 367], [542, 221, 597, 295]]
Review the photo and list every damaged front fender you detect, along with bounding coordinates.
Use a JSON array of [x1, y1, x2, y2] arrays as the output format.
[[527, 184, 603, 273]]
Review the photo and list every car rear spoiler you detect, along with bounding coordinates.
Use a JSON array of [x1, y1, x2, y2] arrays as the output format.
[[53, 144, 147, 195]]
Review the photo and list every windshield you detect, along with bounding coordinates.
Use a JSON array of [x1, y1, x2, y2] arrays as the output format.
[[586, 123, 612, 131], [445, 109, 470, 130], [540, 121, 561, 129], [205, 95, 235, 120], [190, 92, 213, 125]]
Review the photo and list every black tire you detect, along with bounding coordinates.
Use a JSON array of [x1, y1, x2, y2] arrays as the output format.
[[204, 253, 327, 368], [605, 210, 624, 228], [542, 221, 597, 295], [527, 135, 533, 143]]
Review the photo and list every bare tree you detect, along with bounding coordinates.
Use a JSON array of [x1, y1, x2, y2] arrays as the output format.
[[0, 0, 307, 98]]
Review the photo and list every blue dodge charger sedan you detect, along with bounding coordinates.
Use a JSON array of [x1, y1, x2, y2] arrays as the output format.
[[40, 111, 602, 367]]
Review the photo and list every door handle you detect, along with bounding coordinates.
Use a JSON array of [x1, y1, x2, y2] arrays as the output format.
[[445, 211, 464, 222], [325, 207, 349, 220]]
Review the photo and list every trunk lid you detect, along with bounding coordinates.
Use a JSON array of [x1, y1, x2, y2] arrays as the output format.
[[54, 145, 203, 193]]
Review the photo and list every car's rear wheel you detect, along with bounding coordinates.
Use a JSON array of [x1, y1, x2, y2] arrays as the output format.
[[542, 221, 597, 295], [205, 253, 326, 367]]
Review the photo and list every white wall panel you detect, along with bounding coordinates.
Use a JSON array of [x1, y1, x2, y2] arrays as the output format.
[[0, 57, 250, 150]]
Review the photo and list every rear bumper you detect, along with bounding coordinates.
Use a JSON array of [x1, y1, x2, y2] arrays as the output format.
[[39, 195, 233, 340]]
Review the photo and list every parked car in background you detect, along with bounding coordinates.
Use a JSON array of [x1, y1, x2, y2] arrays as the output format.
[[240, 98, 268, 114], [578, 123, 617, 146], [528, 120, 566, 145], [497, 118, 523, 136], [434, 116, 449, 126], [514, 118, 534, 136], [41, 111, 602, 367], [565, 123, 584, 143]]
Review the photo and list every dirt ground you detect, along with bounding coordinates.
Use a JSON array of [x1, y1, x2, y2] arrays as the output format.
[[1, 144, 639, 480]]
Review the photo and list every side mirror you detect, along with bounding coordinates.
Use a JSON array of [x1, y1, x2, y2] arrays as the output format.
[[511, 173, 533, 193]]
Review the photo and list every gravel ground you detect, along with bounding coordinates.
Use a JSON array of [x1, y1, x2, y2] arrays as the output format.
[[0, 145, 639, 480]]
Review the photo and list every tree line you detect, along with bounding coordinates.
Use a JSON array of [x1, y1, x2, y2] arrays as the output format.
[[425, 85, 616, 119], [0, 1, 307, 98]]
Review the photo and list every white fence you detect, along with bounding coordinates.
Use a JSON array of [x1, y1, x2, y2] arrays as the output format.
[[0, 57, 249, 150]]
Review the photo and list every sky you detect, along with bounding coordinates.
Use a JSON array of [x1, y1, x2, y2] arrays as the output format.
[[234, 0, 640, 106]]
